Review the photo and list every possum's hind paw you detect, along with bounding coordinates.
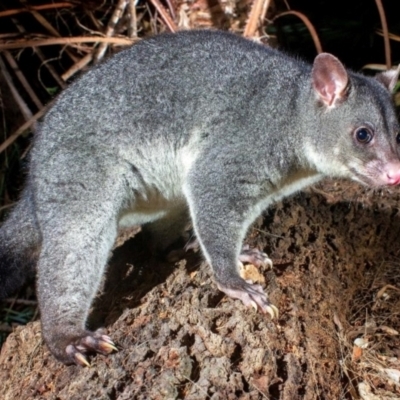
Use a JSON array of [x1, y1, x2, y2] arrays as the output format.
[[186, 241, 274, 269], [239, 245, 273, 268], [65, 330, 117, 367], [217, 279, 279, 319]]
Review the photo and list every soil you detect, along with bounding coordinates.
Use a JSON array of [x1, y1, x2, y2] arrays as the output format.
[[1, 179, 400, 399]]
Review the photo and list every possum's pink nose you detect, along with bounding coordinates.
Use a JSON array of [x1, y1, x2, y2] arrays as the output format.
[[386, 170, 400, 185]]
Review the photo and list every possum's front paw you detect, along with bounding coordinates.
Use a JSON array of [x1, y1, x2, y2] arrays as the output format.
[[186, 240, 274, 269], [239, 245, 273, 268], [217, 278, 279, 319], [46, 328, 117, 366]]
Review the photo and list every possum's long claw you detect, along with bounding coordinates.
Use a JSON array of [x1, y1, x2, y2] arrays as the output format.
[[73, 351, 91, 367], [101, 334, 117, 346], [98, 340, 118, 354], [184, 238, 200, 252], [266, 304, 279, 319], [239, 245, 273, 268], [250, 300, 258, 312], [217, 280, 278, 318]]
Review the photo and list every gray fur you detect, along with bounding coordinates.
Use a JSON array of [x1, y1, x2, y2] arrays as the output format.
[[1, 30, 399, 364]]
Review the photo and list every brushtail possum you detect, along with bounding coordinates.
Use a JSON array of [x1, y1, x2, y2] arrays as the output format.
[[1, 30, 400, 366]]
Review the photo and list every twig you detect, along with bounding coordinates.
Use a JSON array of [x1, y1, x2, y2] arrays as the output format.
[[374, 0, 391, 69], [0, 55, 33, 122], [376, 29, 400, 42], [164, 0, 176, 21], [61, 52, 94, 81], [11, 17, 67, 90], [0, 33, 20, 39], [25, 4, 79, 63], [128, 0, 138, 38], [0, 36, 136, 50], [148, 0, 178, 32], [0, 203, 13, 212], [362, 63, 388, 71], [0, 2, 74, 18], [243, 0, 271, 38], [85, 10, 104, 31], [273, 10, 323, 54], [2, 50, 43, 109], [74, 13, 103, 35], [2, 298, 37, 305], [94, 0, 129, 62], [0, 102, 53, 154]]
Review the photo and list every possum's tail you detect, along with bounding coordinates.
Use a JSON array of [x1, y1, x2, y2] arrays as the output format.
[[0, 188, 41, 299]]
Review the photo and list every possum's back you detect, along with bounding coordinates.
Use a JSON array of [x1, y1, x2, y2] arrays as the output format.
[[38, 30, 307, 148]]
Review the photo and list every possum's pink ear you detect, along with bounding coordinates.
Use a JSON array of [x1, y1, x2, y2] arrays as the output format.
[[375, 65, 400, 93], [312, 53, 349, 108]]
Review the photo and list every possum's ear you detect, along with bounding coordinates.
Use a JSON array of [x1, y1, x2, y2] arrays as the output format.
[[375, 65, 400, 93], [312, 53, 349, 108]]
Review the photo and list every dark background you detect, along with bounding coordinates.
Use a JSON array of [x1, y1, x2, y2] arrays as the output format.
[[272, 0, 400, 69]]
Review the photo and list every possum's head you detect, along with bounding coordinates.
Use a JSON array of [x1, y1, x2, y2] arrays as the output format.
[[304, 53, 400, 188]]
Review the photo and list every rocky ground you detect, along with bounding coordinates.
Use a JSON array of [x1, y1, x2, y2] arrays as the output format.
[[1, 179, 400, 399]]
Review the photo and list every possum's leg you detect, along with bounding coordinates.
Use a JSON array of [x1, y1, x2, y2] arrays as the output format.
[[34, 154, 128, 366], [37, 212, 118, 366], [185, 158, 278, 318]]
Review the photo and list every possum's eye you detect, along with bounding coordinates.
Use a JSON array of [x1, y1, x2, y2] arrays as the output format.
[[396, 133, 400, 144], [355, 127, 373, 144]]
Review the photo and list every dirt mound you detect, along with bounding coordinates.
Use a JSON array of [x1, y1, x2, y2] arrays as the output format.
[[1, 180, 400, 399]]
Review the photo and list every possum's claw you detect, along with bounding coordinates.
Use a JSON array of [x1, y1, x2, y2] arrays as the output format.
[[239, 245, 273, 268], [72, 351, 91, 367], [63, 331, 117, 366], [98, 338, 118, 353], [266, 303, 279, 319], [217, 280, 278, 318], [184, 238, 200, 252], [100, 334, 118, 347]]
